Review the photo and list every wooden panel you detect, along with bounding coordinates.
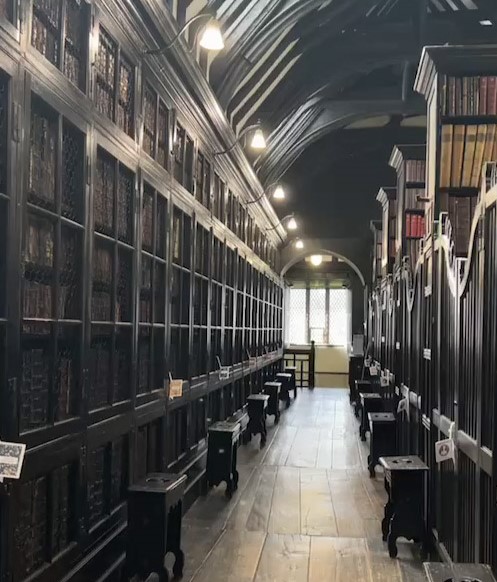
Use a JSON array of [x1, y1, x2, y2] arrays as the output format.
[[253, 534, 310, 582]]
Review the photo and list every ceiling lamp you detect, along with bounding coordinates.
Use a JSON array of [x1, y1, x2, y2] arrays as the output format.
[[286, 216, 298, 230], [199, 20, 225, 50], [250, 128, 267, 150], [272, 185, 285, 200], [294, 239, 304, 249], [310, 255, 323, 266]]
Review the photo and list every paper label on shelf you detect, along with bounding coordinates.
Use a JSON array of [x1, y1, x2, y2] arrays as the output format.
[[219, 366, 231, 380], [435, 438, 455, 463], [0, 442, 26, 480], [397, 397, 408, 413], [169, 379, 183, 399]]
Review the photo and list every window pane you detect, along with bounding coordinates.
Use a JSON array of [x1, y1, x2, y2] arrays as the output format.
[[309, 289, 326, 345], [288, 288, 306, 344], [329, 289, 351, 347]]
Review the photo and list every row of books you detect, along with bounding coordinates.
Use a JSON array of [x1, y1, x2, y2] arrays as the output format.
[[405, 213, 425, 239], [27, 219, 54, 266], [441, 76, 497, 116], [23, 281, 76, 319], [441, 194, 478, 257], [405, 188, 426, 209], [440, 124, 497, 189], [405, 160, 425, 183]]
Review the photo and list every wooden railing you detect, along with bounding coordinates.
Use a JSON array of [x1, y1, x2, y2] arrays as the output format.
[[284, 342, 316, 389]]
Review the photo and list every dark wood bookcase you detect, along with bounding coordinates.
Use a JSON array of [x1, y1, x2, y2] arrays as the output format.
[[370, 220, 383, 285], [0, 2, 284, 581], [376, 187, 397, 277], [389, 144, 427, 270], [415, 45, 497, 256]]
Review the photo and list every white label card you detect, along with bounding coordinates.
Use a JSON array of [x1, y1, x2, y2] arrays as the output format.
[[380, 375, 389, 387], [249, 357, 257, 367], [169, 379, 183, 399], [435, 438, 455, 463], [0, 442, 26, 480], [397, 397, 408, 413], [369, 366, 378, 376], [219, 366, 231, 380]]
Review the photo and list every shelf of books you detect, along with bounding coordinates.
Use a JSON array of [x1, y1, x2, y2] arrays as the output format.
[[376, 187, 397, 277], [415, 45, 497, 257], [370, 220, 383, 284], [389, 145, 427, 270]]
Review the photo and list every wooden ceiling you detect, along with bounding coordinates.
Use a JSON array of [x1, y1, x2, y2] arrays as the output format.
[[185, 0, 497, 183]]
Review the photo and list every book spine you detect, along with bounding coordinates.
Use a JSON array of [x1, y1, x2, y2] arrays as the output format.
[[488, 77, 497, 115]]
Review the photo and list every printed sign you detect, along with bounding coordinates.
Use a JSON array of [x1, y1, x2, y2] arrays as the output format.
[[397, 397, 408, 413], [0, 441, 26, 480], [380, 375, 389, 387], [369, 366, 378, 376], [169, 379, 183, 399], [219, 366, 231, 380], [435, 438, 455, 463]]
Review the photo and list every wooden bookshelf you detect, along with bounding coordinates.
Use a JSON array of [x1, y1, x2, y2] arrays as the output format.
[[389, 144, 427, 270], [415, 45, 497, 256], [370, 220, 383, 285], [376, 187, 397, 277]]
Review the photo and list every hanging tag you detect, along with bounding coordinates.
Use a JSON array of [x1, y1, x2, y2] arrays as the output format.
[[380, 374, 389, 387], [369, 366, 378, 376], [435, 438, 455, 463], [397, 397, 408, 413], [169, 378, 183, 399], [0, 441, 26, 481]]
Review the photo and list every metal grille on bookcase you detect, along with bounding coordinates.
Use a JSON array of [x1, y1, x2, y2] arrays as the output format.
[[117, 55, 134, 137], [115, 328, 131, 402], [62, 121, 84, 221], [138, 328, 151, 394], [89, 326, 111, 409], [63, 0, 86, 88], [31, 0, 60, 67], [157, 102, 169, 168], [95, 27, 116, 120], [88, 445, 105, 528], [143, 85, 156, 159]]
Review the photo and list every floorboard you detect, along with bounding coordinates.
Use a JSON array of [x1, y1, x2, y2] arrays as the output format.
[[182, 388, 427, 582]]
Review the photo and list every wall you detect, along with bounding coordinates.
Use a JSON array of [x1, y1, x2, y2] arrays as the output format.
[[314, 346, 349, 388]]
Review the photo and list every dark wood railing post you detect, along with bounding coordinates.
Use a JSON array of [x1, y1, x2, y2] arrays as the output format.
[[309, 341, 316, 389]]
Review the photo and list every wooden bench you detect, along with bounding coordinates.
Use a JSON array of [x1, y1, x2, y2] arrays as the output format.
[[264, 381, 282, 424], [275, 372, 292, 407], [207, 420, 241, 499], [359, 392, 383, 441], [284, 366, 298, 398], [367, 412, 396, 477]]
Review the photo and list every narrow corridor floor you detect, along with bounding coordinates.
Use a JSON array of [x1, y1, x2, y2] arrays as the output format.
[[181, 388, 426, 582]]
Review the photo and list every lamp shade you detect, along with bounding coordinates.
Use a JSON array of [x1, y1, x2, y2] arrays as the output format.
[[199, 20, 224, 50], [295, 239, 304, 249], [272, 185, 285, 200], [310, 254, 323, 266], [286, 216, 297, 230], [250, 128, 267, 150]]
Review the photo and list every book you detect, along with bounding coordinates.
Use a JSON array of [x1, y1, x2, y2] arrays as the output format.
[[461, 125, 477, 187], [440, 124, 453, 188], [451, 125, 466, 187], [488, 77, 497, 115], [471, 125, 487, 188], [480, 77, 488, 115]]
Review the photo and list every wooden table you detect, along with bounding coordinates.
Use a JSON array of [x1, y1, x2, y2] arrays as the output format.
[[379, 455, 428, 558], [207, 420, 241, 499], [367, 412, 397, 477], [264, 381, 282, 423], [359, 392, 383, 441], [127, 472, 187, 582], [247, 394, 270, 447]]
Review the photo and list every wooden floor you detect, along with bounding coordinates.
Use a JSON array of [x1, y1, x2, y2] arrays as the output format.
[[180, 388, 426, 582]]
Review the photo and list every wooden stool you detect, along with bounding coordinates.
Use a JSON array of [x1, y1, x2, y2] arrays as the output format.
[[228, 407, 249, 443], [127, 472, 187, 582], [379, 455, 428, 558], [264, 381, 281, 424], [207, 420, 241, 499], [275, 372, 292, 407], [353, 380, 372, 417], [359, 392, 383, 441], [284, 366, 298, 398], [424, 562, 496, 581], [247, 394, 269, 447], [367, 412, 396, 477]]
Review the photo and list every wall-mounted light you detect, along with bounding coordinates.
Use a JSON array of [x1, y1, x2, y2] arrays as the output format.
[[213, 121, 266, 156], [265, 213, 298, 233], [294, 239, 304, 249], [310, 254, 323, 266], [143, 14, 224, 55], [246, 182, 285, 206]]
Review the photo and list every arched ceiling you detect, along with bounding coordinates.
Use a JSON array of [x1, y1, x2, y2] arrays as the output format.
[[186, 0, 497, 182]]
